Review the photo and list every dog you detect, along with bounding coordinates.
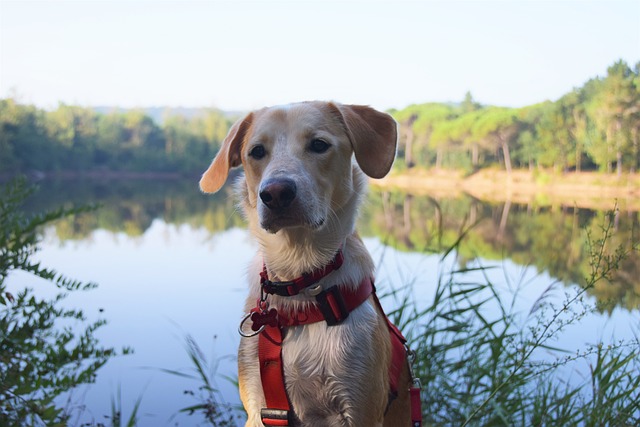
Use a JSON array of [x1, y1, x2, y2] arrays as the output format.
[[200, 101, 413, 427]]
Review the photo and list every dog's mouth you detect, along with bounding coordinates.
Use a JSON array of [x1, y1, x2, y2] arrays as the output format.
[[259, 210, 325, 234], [255, 176, 328, 233]]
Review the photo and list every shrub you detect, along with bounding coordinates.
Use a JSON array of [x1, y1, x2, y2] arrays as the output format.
[[0, 178, 127, 426]]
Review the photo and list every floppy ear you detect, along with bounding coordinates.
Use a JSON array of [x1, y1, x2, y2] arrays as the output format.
[[335, 104, 398, 179], [199, 113, 253, 193]]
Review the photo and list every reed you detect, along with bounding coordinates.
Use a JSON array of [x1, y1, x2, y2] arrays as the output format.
[[162, 334, 240, 426], [385, 208, 640, 426]]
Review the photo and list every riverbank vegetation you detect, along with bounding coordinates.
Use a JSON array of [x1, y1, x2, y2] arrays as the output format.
[[1, 60, 638, 182], [390, 208, 640, 425], [0, 179, 130, 426]]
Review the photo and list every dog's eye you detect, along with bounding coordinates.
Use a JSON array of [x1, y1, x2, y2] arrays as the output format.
[[309, 139, 330, 154], [249, 145, 266, 160]]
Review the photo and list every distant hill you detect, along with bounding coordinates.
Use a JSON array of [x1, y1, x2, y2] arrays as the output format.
[[92, 106, 243, 124]]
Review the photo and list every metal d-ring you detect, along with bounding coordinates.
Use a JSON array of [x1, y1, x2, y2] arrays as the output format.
[[305, 283, 323, 296], [238, 312, 264, 338]]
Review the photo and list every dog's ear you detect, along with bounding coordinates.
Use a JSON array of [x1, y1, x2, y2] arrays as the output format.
[[334, 104, 398, 179], [199, 113, 253, 193]]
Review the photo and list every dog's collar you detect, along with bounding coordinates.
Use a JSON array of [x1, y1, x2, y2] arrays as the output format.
[[260, 248, 344, 297]]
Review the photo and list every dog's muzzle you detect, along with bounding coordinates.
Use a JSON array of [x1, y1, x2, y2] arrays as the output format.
[[259, 178, 297, 210]]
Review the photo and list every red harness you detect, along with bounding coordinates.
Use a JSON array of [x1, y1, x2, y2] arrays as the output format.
[[242, 249, 423, 427]]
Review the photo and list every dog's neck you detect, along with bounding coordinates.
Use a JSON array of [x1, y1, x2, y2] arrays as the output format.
[[250, 198, 357, 280]]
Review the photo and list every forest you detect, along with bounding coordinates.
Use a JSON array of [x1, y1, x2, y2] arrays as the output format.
[[1, 59, 638, 177], [0, 102, 231, 175], [393, 60, 640, 175]]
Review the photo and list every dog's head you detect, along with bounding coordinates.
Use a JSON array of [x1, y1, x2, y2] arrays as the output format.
[[200, 101, 397, 234]]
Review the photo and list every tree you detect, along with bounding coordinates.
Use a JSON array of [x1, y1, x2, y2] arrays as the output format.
[[0, 99, 23, 172], [123, 110, 164, 150], [46, 104, 100, 170], [430, 119, 462, 169], [471, 108, 520, 176], [460, 91, 481, 114], [456, 110, 486, 169], [535, 101, 574, 172], [513, 103, 547, 171], [591, 60, 637, 176], [626, 62, 640, 173], [561, 89, 591, 172], [412, 104, 456, 168], [393, 103, 454, 168]]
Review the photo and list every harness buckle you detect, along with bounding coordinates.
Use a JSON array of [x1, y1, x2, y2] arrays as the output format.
[[315, 285, 349, 326], [261, 408, 291, 426], [262, 278, 299, 297]]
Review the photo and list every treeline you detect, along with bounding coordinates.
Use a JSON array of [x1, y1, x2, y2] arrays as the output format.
[[392, 60, 640, 175], [1, 59, 638, 176], [0, 100, 232, 175]]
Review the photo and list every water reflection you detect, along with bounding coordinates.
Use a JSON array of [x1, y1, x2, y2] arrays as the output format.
[[14, 177, 639, 425], [364, 190, 640, 311], [26, 177, 639, 311], [32, 222, 252, 425]]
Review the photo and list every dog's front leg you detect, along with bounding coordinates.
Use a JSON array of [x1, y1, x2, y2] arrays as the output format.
[[238, 335, 266, 427]]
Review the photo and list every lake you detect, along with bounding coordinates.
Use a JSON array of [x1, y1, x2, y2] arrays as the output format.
[[7, 176, 640, 426]]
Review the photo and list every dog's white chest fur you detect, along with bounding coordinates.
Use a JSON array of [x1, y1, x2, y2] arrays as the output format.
[[282, 304, 379, 424]]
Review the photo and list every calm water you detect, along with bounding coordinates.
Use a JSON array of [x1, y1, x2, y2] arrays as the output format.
[[7, 177, 640, 426]]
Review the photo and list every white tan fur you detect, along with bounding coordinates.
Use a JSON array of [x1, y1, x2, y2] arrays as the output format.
[[200, 101, 411, 426]]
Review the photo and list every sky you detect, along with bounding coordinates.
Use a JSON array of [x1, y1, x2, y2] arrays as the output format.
[[1, 0, 639, 112]]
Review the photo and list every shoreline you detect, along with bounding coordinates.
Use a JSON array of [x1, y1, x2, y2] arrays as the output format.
[[372, 168, 640, 212], [0, 170, 190, 182], [4, 168, 640, 212]]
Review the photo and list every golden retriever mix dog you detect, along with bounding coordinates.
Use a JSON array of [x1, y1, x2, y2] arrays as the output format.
[[200, 102, 414, 427]]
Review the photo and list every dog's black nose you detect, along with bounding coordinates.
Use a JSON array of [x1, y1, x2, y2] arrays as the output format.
[[259, 178, 297, 209]]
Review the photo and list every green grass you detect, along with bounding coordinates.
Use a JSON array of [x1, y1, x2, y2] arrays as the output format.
[[108, 384, 144, 427], [161, 334, 240, 426]]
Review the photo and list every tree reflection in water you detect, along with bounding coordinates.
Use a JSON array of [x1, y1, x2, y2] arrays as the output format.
[[24, 177, 639, 311]]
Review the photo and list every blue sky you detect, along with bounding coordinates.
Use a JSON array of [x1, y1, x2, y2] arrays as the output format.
[[1, 0, 638, 112]]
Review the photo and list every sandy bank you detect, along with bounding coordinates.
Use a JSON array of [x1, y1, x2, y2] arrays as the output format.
[[372, 169, 640, 212]]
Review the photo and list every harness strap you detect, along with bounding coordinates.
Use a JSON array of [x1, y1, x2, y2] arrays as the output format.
[[372, 292, 423, 426], [253, 262, 422, 426], [275, 279, 374, 327], [258, 325, 291, 426], [384, 299, 408, 396], [257, 278, 372, 426]]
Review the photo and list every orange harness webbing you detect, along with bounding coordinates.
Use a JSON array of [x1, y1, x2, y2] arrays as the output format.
[[242, 251, 422, 426]]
